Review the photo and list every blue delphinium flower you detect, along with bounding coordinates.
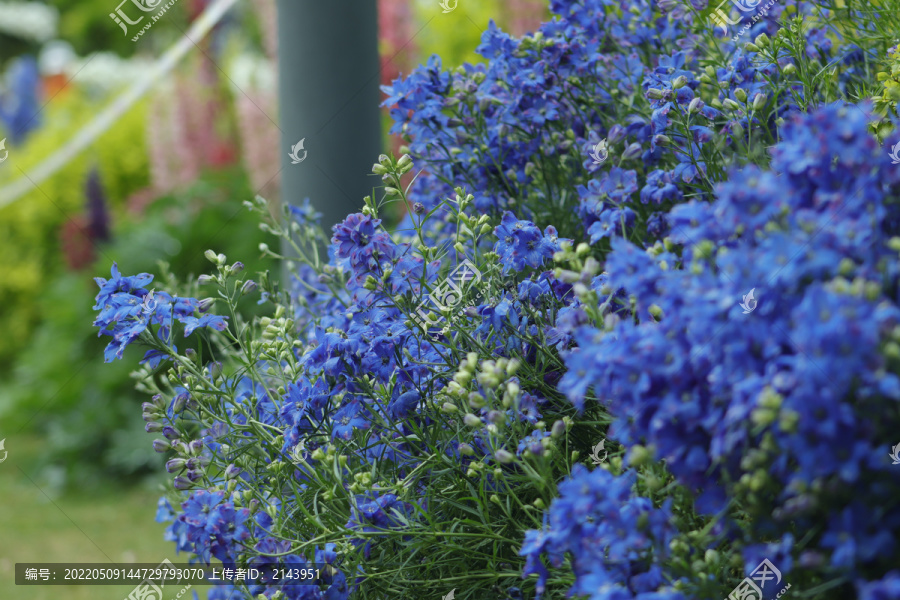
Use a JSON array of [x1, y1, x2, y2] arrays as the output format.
[[562, 102, 900, 585], [92, 263, 228, 362], [332, 400, 371, 440], [521, 466, 683, 599], [494, 212, 568, 274]]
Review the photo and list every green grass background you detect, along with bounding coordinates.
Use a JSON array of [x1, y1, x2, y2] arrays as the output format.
[[0, 434, 182, 600]]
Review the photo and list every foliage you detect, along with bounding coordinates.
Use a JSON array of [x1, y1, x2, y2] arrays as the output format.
[[0, 169, 269, 492], [90, 1, 900, 599], [0, 89, 149, 369]]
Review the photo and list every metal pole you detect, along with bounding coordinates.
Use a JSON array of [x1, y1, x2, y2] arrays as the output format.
[[276, 0, 382, 242]]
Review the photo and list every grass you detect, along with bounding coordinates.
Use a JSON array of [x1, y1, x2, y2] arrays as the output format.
[[0, 434, 187, 600]]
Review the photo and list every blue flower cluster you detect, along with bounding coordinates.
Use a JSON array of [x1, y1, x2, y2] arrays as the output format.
[[93, 263, 227, 363], [559, 103, 900, 592], [494, 212, 568, 274], [91, 0, 900, 597], [521, 467, 682, 600]]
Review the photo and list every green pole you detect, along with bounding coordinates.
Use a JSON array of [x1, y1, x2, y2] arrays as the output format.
[[275, 0, 383, 240]]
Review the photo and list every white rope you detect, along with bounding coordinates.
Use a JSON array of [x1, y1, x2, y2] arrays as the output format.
[[0, 0, 241, 209]]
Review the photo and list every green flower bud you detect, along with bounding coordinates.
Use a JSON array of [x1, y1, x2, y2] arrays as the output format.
[[627, 445, 652, 467], [752, 93, 768, 110], [494, 449, 514, 464], [463, 413, 481, 427], [550, 420, 567, 438]]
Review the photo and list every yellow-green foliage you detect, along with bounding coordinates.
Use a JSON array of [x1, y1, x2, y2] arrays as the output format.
[[0, 89, 149, 367], [412, 0, 547, 68], [874, 46, 900, 117]]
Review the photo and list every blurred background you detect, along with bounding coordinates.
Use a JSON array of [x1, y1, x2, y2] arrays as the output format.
[[0, 1, 547, 598]]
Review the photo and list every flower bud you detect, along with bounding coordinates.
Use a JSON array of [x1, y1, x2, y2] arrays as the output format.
[[672, 75, 688, 89], [204, 249, 219, 264], [163, 426, 179, 440], [646, 88, 664, 99], [145, 422, 163, 433], [752, 93, 767, 111], [550, 420, 567, 438], [494, 449, 514, 464], [152, 439, 170, 453], [607, 124, 626, 144], [622, 142, 642, 160], [173, 476, 193, 490], [198, 274, 216, 285], [241, 280, 258, 295], [441, 402, 459, 414], [458, 443, 475, 456], [166, 458, 187, 473], [688, 97, 703, 114], [372, 163, 388, 175], [734, 88, 748, 103], [188, 439, 203, 456], [225, 464, 241, 479], [187, 456, 210, 470], [230, 262, 244, 274], [463, 413, 482, 427]]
